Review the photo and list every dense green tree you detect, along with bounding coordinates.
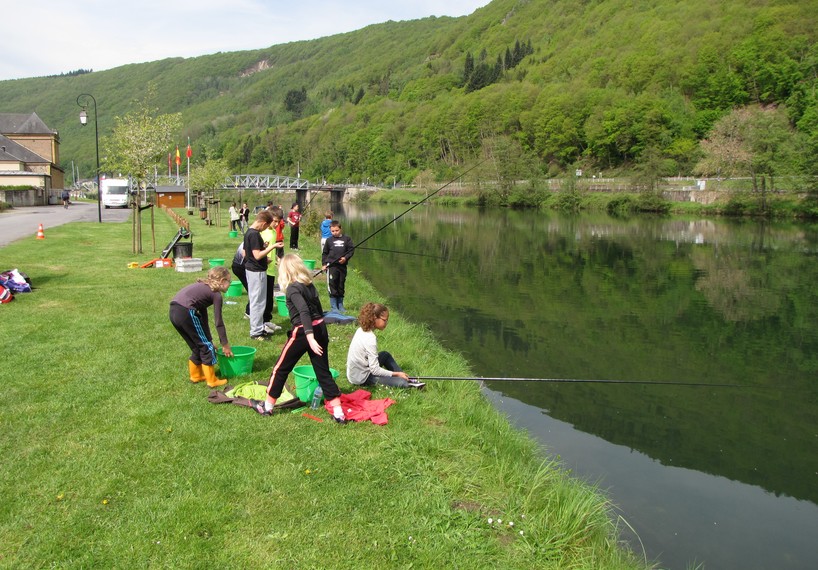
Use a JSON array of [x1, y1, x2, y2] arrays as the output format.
[[284, 87, 308, 118]]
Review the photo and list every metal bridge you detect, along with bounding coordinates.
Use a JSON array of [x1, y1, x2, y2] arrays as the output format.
[[221, 174, 310, 190]]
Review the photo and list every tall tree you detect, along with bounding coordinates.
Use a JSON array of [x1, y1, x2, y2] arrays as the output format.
[[102, 84, 182, 253]]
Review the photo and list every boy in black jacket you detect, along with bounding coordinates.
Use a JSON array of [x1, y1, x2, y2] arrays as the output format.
[[321, 221, 354, 313]]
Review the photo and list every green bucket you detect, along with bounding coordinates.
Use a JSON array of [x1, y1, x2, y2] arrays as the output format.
[[228, 230, 238, 238], [216, 345, 257, 378], [303, 259, 316, 270], [292, 365, 340, 403], [225, 280, 243, 297], [276, 295, 288, 317], [208, 258, 225, 267]]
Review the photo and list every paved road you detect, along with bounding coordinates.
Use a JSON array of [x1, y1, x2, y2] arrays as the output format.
[[0, 202, 130, 248]]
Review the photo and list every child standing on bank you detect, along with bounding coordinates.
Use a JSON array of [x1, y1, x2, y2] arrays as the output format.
[[287, 203, 301, 250], [244, 209, 278, 340], [322, 220, 354, 313], [169, 266, 233, 388], [320, 211, 333, 250], [253, 254, 347, 423]]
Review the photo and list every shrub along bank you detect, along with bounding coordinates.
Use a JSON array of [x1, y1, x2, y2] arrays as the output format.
[[0, 209, 646, 569], [364, 185, 818, 220]]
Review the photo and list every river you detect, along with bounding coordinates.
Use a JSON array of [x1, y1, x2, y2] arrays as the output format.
[[341, 203, 818, 570]]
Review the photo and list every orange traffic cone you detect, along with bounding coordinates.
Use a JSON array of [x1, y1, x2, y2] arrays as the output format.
[[36, 223, 45, 240]]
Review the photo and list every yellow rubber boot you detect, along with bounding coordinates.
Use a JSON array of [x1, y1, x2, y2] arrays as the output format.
[[202, 364, 227, 388], [188, 360, 206, 383]]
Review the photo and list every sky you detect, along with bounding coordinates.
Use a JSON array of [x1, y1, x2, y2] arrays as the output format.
[[2, 1, 490, 81]]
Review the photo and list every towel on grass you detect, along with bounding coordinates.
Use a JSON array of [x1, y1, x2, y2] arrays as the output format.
[[324, 389, 395, 425]]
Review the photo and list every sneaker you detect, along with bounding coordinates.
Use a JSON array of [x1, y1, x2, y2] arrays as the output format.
[[331, 414, 349, 424], [251, 332, 272, 341], [407, 380, 426, 389], [250, 399, 273, 416], [243, 313, 250, 320], [264, 322, 282, 334]]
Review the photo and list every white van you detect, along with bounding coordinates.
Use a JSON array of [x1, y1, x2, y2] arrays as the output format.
[[100, 177, 130, 208]]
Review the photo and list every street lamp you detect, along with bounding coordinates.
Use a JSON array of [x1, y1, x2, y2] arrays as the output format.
[[77, 93, 101, 223]]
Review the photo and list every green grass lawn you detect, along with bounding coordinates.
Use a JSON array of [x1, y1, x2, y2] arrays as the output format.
[[0, 208, 646, 569]]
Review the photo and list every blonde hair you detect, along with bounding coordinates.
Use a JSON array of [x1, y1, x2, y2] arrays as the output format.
[[277, 253, 313, 291], [201, 266, 231, 291]]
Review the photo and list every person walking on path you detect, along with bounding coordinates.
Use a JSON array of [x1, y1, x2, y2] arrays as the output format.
[[61, 189, 70, 209], [243, 210, 278, 340], [347, 303, 424, 389], [287, 203, 301, 250], [169, 266, 233, 388], [253, 254, 347, 423], [321, 220, 354, 313]]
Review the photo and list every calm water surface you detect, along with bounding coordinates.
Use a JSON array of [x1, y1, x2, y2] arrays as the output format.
[[342, 203, 818, 570]]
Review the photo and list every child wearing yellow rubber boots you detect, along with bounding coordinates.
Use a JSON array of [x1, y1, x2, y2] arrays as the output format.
[[169, 266, 234, 387]]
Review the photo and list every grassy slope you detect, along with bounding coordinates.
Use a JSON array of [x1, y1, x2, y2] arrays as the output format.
[[0, 208, 644, 569]]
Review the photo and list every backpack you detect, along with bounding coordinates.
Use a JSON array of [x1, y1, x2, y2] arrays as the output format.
[[0, 285, 13, 304]]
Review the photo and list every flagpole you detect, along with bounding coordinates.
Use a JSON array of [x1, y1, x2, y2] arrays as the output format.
[[186, 138, 191, 211]]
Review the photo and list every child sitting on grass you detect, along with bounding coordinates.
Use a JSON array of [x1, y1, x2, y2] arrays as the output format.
[[346, 303, 424, 389]]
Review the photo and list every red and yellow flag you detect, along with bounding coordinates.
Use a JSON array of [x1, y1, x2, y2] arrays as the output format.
[[175, 146, 181, 166], [186, 137, 192, 159]]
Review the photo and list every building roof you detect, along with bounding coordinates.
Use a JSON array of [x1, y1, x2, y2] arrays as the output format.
[[0, 134, 46, 163], [0, 112, 56, 135]]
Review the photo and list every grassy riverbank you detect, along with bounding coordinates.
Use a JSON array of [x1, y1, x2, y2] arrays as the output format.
[[0, 209, 646, 569]]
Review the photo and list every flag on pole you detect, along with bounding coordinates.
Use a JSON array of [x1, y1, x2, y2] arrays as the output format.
[[168, 152, 172, 176], [175, 146, 181, 166], [186, 138, 192, 159]]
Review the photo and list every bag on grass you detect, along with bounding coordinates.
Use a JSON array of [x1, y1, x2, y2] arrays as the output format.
[[0, 269, 32, 293], [0, 285, 13, 304]]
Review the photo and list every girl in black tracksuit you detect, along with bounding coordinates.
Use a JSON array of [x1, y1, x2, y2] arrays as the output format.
[[254, 254, 347, 422]]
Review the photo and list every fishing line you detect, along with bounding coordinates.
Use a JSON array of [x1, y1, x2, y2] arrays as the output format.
[[354, 159, 487, 250], [324, 159, 487, 268], [409, 376, 745, 388], [355, 246, 447, 260]]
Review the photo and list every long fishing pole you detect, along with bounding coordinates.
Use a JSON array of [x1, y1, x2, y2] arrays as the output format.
[[355, 246, 447, 260], [323, 159, 486, 269], [409, 376, 745, 388], [354, 159, 487, 250]]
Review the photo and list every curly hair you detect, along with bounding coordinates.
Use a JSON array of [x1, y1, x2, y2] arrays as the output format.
[[201, 266, 231, 291], [358, 302, 388, 332]]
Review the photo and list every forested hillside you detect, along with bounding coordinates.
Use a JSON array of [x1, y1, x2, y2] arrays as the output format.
[[1, 0, 816, 186]]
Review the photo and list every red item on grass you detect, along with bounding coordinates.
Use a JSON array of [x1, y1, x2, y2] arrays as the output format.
[[324, 389, 395, 425]]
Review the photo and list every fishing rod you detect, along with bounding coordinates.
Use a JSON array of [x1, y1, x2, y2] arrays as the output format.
[[354, 159, 487, 250], [355, 246, 447, 260], [323, 159, 487, 269], [409, 376, 745, 388]]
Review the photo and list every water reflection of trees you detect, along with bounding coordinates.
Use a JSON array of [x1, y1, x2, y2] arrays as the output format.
[[348, 206, 818, 504]]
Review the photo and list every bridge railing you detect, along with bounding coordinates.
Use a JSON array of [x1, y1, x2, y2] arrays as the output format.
[[222, 174, 310, 190]]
